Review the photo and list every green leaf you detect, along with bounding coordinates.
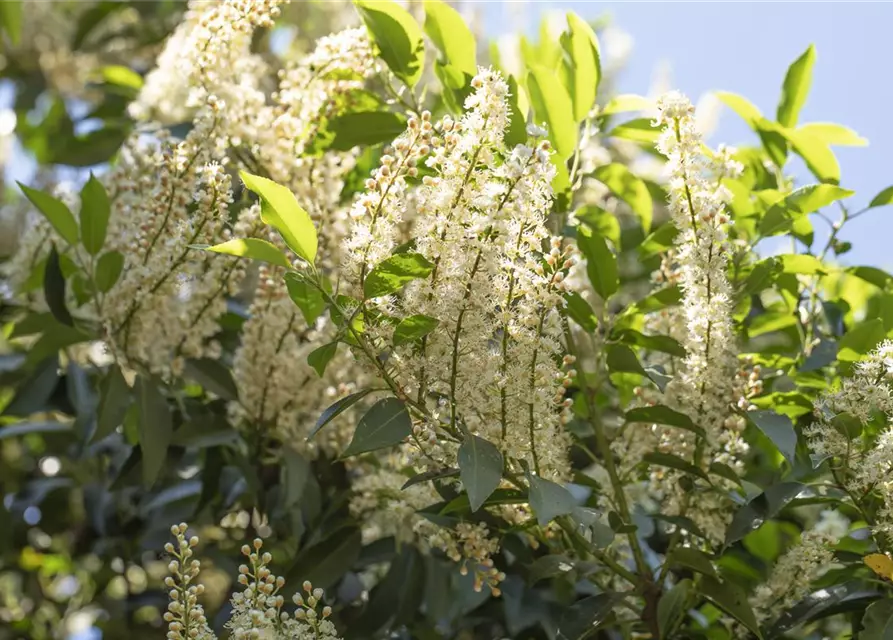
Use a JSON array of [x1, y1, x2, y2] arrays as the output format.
[[356, 0, 425, 87], [657, 579, 691, 639], [401, 467, 459, 490], [600, 93, 652, 116], [183, 358, 239, 401], [504, 75, 528, 148], [307, 342, 338, 377], [625, 405, 704, 438], [606, 344, 646, 376], [573, 206, 620, 246], [527, 64, 577, 159], [92, 366, 132, 443], [747, 409, 797, 465], [780, 126, 840, 184], [628, 286, 683, 314], [760, 184, 854, 236], [19, 183, 79, 245], [458, 435, 503, 511], [199, 237, 291, 268], [778, 254, 826, 275], [557, 593, 621, 640], [838, 318, 885, 363], [643, 452, 709, 482], [240, 171, 318, 265], [771, 583, 878, 637], [2, 356, 60, 418], [716, 91, 763, 127], [0, 421, 70, 440], [848, 266, 893, 290], [592, 164, 653, 231], [777, 44, 816, 128], [860, 599, 893, 640], [78, 174, 110, 255], [288, 527, 362, 590], [527, 554, 575, 585], [698, 576, 763, 639], [527, 472, 575, 526], [869, 186, 893, 208], [563, 12, 601, 122], [101, 65, 143, 91], [576, 224, 617, 300], [364, 252, 434, 298], [393, 314, 439, 346], [423, 0, 476, 75], [797, 122, 867, 147], [670, 547, 717, 578], [135, 375, 173, 488], [725, 481, 805, 545], [329, 111, 407, 150], [564, 293, 597, 333], [638, 223, 679, 259], [342, 397, 412, 456], [284, 273, 327, 325], [0, 0, 23, 44], [614, 329, 686, 358], [606, 118, 661, 146], [95, 251, 124, 293], [43, 246, 74, 327], [310, 389, 375, 440]]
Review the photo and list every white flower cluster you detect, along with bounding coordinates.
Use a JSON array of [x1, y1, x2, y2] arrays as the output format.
[[638, 91, 748, 542], [750, 530, 836, 624], [806, 340, 893, 534], [163, 524, 341, 640]]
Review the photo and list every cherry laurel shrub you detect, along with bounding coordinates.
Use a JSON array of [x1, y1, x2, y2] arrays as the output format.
[[1, 1, 893, 639]]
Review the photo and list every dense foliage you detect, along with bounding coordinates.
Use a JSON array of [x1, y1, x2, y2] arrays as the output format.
[[2, 1, 893, 639]]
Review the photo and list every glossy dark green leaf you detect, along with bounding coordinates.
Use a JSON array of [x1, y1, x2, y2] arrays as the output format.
[[287, 527, 362, 590], [135, 375, 173, 488], [79, 174, 110, 255], [342, 397, 412, 456], [725, 481, 805, 545], [393, 314, 439, 346], [284, 272, 327, 325], [626, 405, 704, 438], [307, 342, 338, 377], [401, 467, 459, 490], [614, 329, 686, 358], [564, 292, 598, 333], [657, 579, 691, 639], [364, 252, 434, 299], [328, 111, 407, 150], [43, 246, 74, 327], [527, 472, 575, 526], [576, 224, 617, 300], [356, 0, 425, 86], [859, 598, 893, 640], [170, 417, 239, 448], [310, 388, 375, 440], [606, 344, 647, 376], [527, 554, 574, 585], [643, 452, 709, 482], [747, 409, 797, 465], [183, 358, 239, 401], [698, 576, 763, 639], [557, 593, 621, 640], [458, 435, 503, 511], [770, 582, 877, 637], [801, 339, 837, 372], [19, 183, 79, 245]]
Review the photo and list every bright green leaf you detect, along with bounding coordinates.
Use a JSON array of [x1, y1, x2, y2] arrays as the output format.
[[308, 342, 338, 377], [576, 224, 617, 300], [760, 184, 854, 235], [240, 171, 318, 265], [101, 65, 143, 90], [284, 273, 327, 325], [593, 163, 652, 232], [600, 94, 651, 116], [780, 126, 840, 184], [797, 122, 867, 147], [777, 44, 816, 128], [200, 238, 291, 268], [563, 12, 601, 122], [364, 252, 434, 298], [458, 435, 503, 511], [778, 254, 826, 275], [527, 64, 577, 159], [393, 314, 439, 346], [869, 186, 893, 208], [606, 118, 661, 145], [19, 183, 79, 245], [355, 0, 425, 87], [838, 318, 886, 363], [0, 1, 22, 45], [423, 0, 475, 75]]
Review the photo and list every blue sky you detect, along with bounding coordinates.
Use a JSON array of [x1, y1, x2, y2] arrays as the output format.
[[482, 1, 893, 268]]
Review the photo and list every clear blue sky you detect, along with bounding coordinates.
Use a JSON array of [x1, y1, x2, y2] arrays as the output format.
[[482, 1, 893, 268]]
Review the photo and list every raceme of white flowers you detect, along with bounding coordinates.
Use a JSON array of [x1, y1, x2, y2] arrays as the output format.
[[163, 524, 340, 640]]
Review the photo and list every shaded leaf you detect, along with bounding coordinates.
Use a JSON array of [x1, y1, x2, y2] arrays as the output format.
[[557, 593, 621, 640], [592, 163, 653, 232], [284, 272, 327, 325], [135, 375, 173, 488], [527, 472, 575, 526], [658, 579, 691, 639], [626, 405, 703, 438], [95, 251, 124, 293], [19, 183, 79, 245], [342, 397, 412, 456], [364, 252, 434, 298], [576, 224, 617, 300], [183, 358, 239, 401], [79, 174, 110, 255], [747, 409, 797, 465], [393, 314, 439, 346], [43, 246, 74, 327], [698, 576, 763, 639], [458, 435, 503, 511], [310, 389, 375, 440], [307, 342, 338, 377]]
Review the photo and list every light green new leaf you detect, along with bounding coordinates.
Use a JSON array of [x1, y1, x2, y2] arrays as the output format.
[[639, 224, 679, 259], [240, 171, 317, 265], [838, 318, 885, 363], [576, 224, 617, 300], [797, 122, 867, 147], [201, 238, 291, 269], [600, 94, 652, 116], [504, 75, 528, 148], [777, 44, 816, 128], [778, 254, 826, 275], [716, 91, 763, 127], [458, 435, 503, 511], [869, 186, 893, 208], [364, 252, 434, 299], [527, 472, 575, 526], [102, 65, 143, 91], [342, 397, 412, 457], [284, 273, 327, 325], [95, 251, 124, 293], [593, 163, 653, 231], [0, 1, 22, 45], [779, 126, 840, 184], [760, 184, 854, 235], [19, 183, 79, 245], [308, 342, 338, 377], [79, 174, 110, 255], [423, 0, 475, 75], [393, 314, 439, 346], [527, 64, 577, 159], [606, 118, 660, 145], [356, 0, 425, 87], [563, 12, 601, 121], [135, 375, 173, 488]]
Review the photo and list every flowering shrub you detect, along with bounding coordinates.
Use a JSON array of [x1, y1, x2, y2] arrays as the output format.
[[2, 1, 893, 639]]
